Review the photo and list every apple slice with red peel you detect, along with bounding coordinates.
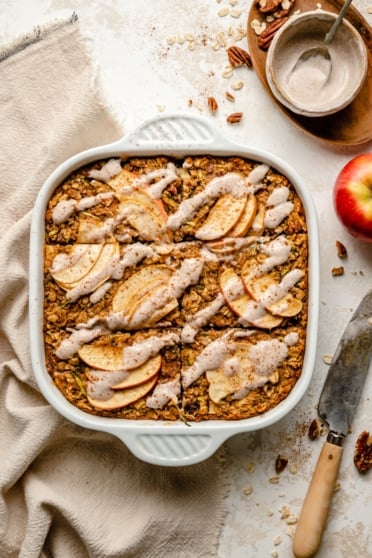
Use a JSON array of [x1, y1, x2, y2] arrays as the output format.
[[127, 283, 178, 329], [229, 194, 257, 237], [219, 268, 251, 314], [51, 244, 103, 288], [79, 344, 125, 370], [112, 355, 161, 389], [85, 355, 162, 389], [117, 187, 168, 222], [243, 273, 275, 301], [63, 242, 119, 293], [195, 194, 247, 240], [219, 268, 282, 329], [112, 265, 173, 314], [87, 374, 158, 410]]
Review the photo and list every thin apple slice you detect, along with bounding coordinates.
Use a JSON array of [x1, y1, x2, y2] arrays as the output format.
[[112, 355, 161, 389], [118, 200, 166, 241], [77, 217, 113, 244], [117, 188, 168, 222], [206, 370, 236, 403], [79, 344, 125, 370], [85, 355, 162, 389], [112, 265, 173, 313], [243, 273, 276, 302], [108, 169, 136, 191], [195, 194, 247, 240], [249, 202, 265, 236], [229, 194, 257, 237], [127, 284, 179, 329], [219, 268, 282, 329], [51, 244, 103, 288], [81, 242, 120, 287], [267, 293, 303, 317], [87, 374, 158, 410]]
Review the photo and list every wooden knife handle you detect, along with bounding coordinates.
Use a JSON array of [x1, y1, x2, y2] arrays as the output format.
[[293, 441, 344, 558]]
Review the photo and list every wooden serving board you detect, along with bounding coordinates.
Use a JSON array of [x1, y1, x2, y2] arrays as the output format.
[[247, 0, 372, 146]]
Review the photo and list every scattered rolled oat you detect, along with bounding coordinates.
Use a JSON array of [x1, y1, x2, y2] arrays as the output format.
[[289, 463, 299, 474], [225, 91, 235, 102], [274, 535, 282, 546], [269, 475, 280, 484], [244, 485, 254, 495], [322, 354, 333, 365], [251, 18, 267, 35], [336, 240, 348, 258], [367, 6, 372, 13], [286, 514, 298, 525], [286, 525, 296, 539], [279, 505, 290, 519], [218, 7, 229, 16], [246, 462, 256, 474], [167, 36, 176, 45], [332, 266, 344, 276], [267, 509, 274, 517], [271, 551, 279, 558], [222, 67, 234, 78], [334, 481, 341, 492], [231, 80, 244, 90], [230, 9, 242, 17]]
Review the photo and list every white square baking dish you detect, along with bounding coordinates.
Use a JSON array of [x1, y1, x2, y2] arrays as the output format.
[[29, 114, 319, 466]]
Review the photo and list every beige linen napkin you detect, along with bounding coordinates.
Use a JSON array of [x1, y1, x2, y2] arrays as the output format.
[[0, 16, 226, 558]]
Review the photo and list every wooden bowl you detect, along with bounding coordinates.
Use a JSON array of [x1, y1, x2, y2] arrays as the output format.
[[247, 0, 372, 145]]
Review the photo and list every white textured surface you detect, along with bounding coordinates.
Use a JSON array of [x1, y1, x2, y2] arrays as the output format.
[[1, 1, 372, 556]]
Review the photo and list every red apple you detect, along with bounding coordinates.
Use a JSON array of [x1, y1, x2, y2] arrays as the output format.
[[333, 153, 372, 243]]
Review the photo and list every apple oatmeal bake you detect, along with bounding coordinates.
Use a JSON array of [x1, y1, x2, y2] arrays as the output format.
[[43, 155, 308, 421]]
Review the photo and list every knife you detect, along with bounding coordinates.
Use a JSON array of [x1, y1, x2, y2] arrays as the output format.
[[293, 289, 372, 558]]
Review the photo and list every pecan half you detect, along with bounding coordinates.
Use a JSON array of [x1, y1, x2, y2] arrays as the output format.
[[257, 0, 282, 14], [226, 112, 243, 123], [308, 418, 322, 441], [258, 16, 288, 50], [227, 45, 253, 68], [207, 96, 218, 112], [275, 454, 288, 473], [354, 431, 372, 473], [336, 240, 348, 259]]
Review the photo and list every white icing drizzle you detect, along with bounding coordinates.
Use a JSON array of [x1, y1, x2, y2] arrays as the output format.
[[146, 375, 181, 409], [88, 158, 122, 183], [264, 202, 294, 228], [181, 332, 233, 388], [122, 332, 180, 370], [86, 369, 129, 401], [181, 294, 226, 343], [266, 186, 289, 207], [66, 248, 121, 302], [247, 163, 269, 185], [128, 258, 203, 329], [255, 236, 292, 276], [284, 331, 299, 346], [135, 163, 178, 199], [56, 324, 109, 360], [52, 192, 113, 225], [259, 269, 304, 307], [111, 243, 156, 280], [166, 173, 249, 230], [89, 281, 113, 304], [50, 245, 88, 273]]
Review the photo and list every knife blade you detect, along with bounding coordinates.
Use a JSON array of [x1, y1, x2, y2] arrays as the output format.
[[293, 289, 372, 558]]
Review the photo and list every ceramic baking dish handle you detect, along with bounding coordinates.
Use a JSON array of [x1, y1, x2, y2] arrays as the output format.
[[113, 430, 227, 466], [113, 114, 233, 152]]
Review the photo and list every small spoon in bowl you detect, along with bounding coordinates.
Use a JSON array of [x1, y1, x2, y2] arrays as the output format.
[[290, 0, 354, 82]]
